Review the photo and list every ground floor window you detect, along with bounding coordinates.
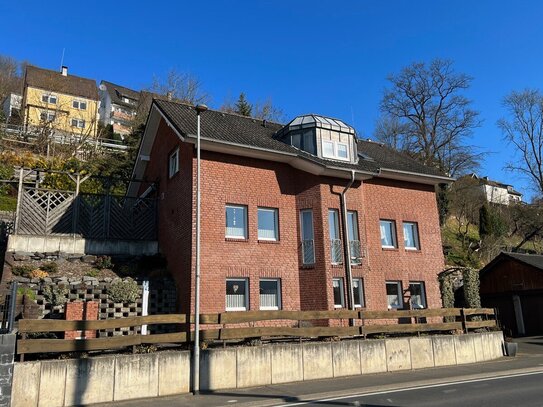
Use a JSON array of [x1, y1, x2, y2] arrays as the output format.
[[409, 281, 427, 309], [386, 281, 403, 309], [226, 278, 248, 311], [332, 278, 345, 308], [353, 278, 365, 308], [259, 279, 281, 310]]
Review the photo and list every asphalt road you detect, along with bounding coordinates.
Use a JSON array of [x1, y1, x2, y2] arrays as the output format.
[[278, 370, 543, 406]]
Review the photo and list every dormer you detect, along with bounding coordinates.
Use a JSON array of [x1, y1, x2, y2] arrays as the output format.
[[274, 114, 358, 164]]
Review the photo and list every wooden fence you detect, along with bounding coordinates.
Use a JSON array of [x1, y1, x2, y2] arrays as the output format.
[[16, 308, 497, 357]]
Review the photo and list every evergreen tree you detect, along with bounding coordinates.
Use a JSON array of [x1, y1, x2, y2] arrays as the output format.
[[479, 203, 492, 239], [235, 93, 252, 117]]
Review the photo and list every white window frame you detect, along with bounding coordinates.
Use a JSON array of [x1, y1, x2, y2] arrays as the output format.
[[40, 111, 55, 122], [71, 118, 86, 129], [332, 277, 345, 308], [353, 278, 365, 308], [259, 279, 281, 310], [72, 99, 87, 110], [409, 281, 427, 309], [226, 278, 249, 311], [225, 204, 248, 239], [42, 93, 57, 104], [380, 219, 397, 249], [168, 148, 179, 178], [300, 209, 315, 264], [386, 281, 403, 310], [257, 207, 279, 241], [403, 221, 420, 250], [321, 139, 350, 161]]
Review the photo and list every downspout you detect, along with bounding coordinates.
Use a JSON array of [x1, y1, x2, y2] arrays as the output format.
[[340, 170, 356, 324]]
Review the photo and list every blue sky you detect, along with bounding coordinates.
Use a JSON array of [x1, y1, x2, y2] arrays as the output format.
[[1, 1, 542, 198]]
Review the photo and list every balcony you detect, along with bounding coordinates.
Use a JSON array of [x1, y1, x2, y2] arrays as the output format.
[[302, 240, 315, 265], [330, 239, 343, 264]]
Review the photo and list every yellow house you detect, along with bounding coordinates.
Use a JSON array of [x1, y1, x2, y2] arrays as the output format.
[[22, 65, 99, 138]]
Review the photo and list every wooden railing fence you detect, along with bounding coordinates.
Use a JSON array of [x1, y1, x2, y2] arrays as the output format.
[[16, 307, 497, 358]]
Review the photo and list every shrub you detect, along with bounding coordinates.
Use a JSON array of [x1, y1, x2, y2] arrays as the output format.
[[95, 256, 113, 270], [42, 285, 69, 306], [107, 278, 139, 303], [40, 262, 59, 274], [86, 269, 100, 278], [12, 265, 33, 277], [17, 286, 36, 300], [29, 269, 49, 279]]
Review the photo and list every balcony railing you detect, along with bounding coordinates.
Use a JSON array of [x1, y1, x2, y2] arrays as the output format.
[[302, 239, 315, 265], [349, 240, 362, 265], [330, 239, 343, 264]]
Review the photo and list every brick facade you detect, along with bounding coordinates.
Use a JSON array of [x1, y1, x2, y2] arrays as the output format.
[[143, 120, 446, 315]]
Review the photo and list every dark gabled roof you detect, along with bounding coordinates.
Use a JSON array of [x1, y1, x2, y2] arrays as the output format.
[[152, 99, 449, 180], [101, 81, 139, 108], [480, 252, 543, 275], [25, 65, 98, 100], [469, 174, 523, 196]]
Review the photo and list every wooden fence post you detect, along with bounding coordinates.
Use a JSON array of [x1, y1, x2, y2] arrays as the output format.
[[461, 308, 467, 333]]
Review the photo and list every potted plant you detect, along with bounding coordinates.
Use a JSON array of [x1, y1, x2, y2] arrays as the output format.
[[504, 337, 518, 357]]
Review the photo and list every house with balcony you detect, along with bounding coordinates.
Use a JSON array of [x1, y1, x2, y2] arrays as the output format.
[[128, 100, 452, 315], [22, 65, 99, 138], [98, 81, 139, 136]]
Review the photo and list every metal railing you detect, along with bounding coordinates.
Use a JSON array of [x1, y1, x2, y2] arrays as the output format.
[[302, 239, 315, 265], [330, 239, 343, 264], [349, 240, 362, 265]]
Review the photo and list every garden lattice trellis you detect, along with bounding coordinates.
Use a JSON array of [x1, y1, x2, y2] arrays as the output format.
[[14, 169, 157, 240]]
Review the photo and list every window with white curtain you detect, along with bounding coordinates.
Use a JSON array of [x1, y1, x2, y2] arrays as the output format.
[[403, 222, 420, 250], [258, 208, 278, 240], [225, 205, 247, 239], [353, 278, 365, 308], [332, 278, 345, 308], [226, 278, 248, 311], [380, 220, 397, 248], [259, 279, 281, 310]]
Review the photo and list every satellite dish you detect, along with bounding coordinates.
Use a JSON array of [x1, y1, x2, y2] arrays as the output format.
[[99, 84, 107, 91]]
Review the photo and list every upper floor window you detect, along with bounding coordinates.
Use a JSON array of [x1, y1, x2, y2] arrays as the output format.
[[322, 140, 350, 161], [42, 94, 57, 104], [71, 118, 86, 129], [72, 100, 87, 110], [40, 111, 55, 122], [291, 130, 317, 155], [168, 148, 179, 178], [380, 220, 397, 248], [328, 209, 342, 264], [257, 207, 279, 241], [226, 204, 247, 239], [300, 209, 315, 264], [347, 211, 361, 264], [403, 222, 420, 250]]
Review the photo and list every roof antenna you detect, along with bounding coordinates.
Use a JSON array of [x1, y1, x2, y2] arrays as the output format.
[[60, 48, 65, 70]]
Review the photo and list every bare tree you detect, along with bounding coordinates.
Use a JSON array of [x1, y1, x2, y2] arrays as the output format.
[[499, 89, 543, 196], [0, 55, 22, 102], [378, 59, 482, 176], [148, 69, 209, 105]]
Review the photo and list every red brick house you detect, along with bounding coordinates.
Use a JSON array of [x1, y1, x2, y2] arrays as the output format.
[[128, 99, 451, 315]]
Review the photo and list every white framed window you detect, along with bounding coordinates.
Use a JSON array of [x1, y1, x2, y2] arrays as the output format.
[[300, 209, 315, 264], [347, 211, 361, 264], [380, 220, 397, 248], [403, 222, 420, 250], [321, 139, 350, 161], [353, 278, 365, 308], [168, 148, 179, 178], [260, 279, 281, 310], [409, 281, 427, 309], [258, 207, 279, 241], [386, 281, 403, 309], [42, 94, 57, 104], [40, 111, 55, 122], [328, 209, 341, 264], [226, 278, 248, 311], [71, 118, 86, 128], [332, 278, 345, 308], [226, 204, 247, 239], [72, 100, 87, 110]]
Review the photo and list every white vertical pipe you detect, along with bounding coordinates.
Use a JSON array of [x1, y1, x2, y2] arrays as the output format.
[[141, 280, 149, 335]]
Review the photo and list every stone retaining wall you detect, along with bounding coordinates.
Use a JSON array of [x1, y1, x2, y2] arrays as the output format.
[[11, 331, 505, 406]]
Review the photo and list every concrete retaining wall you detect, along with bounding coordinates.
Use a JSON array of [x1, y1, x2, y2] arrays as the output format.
[[7, 235, 158, 255], [11, 351, 190, 407], [11, 332, 504, 406]]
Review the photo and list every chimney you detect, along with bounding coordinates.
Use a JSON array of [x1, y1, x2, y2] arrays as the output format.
[[166, 91, 173, 100], [61, 66, 68, 76]]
